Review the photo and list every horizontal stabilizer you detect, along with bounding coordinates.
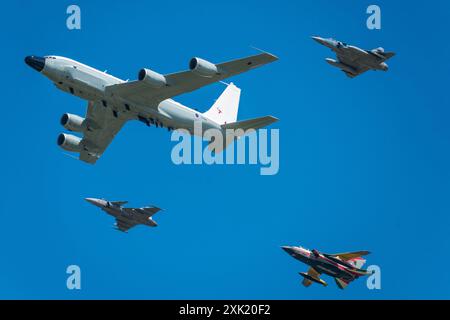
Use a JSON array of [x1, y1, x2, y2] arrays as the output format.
[[207, 116, 278, 153], [221, 116, 278, 132]]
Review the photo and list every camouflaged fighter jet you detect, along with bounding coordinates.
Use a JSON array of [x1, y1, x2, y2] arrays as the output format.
[[281, 245, 372, 289], [312, 36, 395, 78], [85, 198, 162, 232], [24, 52, 278, 164]]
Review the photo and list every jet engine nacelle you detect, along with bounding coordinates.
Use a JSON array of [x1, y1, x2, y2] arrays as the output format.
[[60, 113, 85, 132], [57, 133, 82, 152], [189, 57, 219, 77], [138, 68, 167, 88]]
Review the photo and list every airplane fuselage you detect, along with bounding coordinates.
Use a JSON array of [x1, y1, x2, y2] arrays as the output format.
[[86, 198, 157, 228], [41, 56, 220, 135], [311, 37, 390, 75], [283, 247, 362, 282], [332, 46, 387, 71]]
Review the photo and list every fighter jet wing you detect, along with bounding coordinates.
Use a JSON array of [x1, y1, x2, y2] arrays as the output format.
[[337, 52, 370, 78], [302, 267, 321, 287], [110, 201, 128, 206], [123, 206, 162, 217], [79, 101, 131, 164], [105, 52, 278, 107], [115, 216, 138, 232], [342, 67, 369, 78], [330, 251, 370, 261]]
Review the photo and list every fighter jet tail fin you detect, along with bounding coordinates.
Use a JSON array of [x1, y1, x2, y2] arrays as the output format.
[[346, 257, 367, 269], [335, 278, 350, 289], [383, 51, 395, 59], [203, 83, 241, 125]]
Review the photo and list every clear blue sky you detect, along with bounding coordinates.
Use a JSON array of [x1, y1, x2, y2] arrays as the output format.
[[1, 0, 449, 299]]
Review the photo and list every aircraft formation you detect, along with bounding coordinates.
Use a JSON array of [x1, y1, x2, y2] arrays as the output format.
[[25, 36, 394, 289]]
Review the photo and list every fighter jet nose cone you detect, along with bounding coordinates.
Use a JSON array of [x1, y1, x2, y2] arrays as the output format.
[[25, 55, 45, 72], [281, 246, 293, 253], [85, 198, 98, 205]]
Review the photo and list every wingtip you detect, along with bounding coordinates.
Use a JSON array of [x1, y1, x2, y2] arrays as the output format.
[[250, 46, 279, 61], [269, 115, 280, 123]]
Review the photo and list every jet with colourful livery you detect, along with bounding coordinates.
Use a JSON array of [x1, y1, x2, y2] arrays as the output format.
[[281, 245, 372, 289]]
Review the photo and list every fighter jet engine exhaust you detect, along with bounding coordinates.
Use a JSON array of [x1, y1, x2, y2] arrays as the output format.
[[138, 68, 167, 88], [57, 133, 81, 152], [189, 57, 219, 77], [60, 113, 85, 132]]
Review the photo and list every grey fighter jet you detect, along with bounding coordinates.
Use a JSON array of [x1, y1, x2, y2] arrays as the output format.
[[312, 36, 395, 78], [85, 198, 162, 232], [282, 245, 372, 289]]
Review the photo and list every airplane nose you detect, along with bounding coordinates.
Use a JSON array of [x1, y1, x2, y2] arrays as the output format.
[[25, 55, 45, 72], [281, 246, 293, 254], [311, 36, 325, 44], [85, 198, 100, 205]]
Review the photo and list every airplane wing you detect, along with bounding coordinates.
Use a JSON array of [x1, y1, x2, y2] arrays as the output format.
[[79, 101, 131, 164], [105, 52, 278, 107], [302, 267, 321, 287], [337, 50, 370, 78], [110, 201, 128, 206], [123, 206, 162, 217], [115, 216, 138, 232], [330, 251, 370, 261], [343, 67, 369, 78]]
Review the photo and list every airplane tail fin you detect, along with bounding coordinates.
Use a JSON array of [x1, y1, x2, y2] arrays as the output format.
[[383, 51, 395, 59], [203, 83, 241, 125], [346, 256, 367, 269], [335, 278, 351, 289]]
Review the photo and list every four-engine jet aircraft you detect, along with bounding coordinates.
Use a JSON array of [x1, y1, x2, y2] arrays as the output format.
[[281, 245, 372, 289], [85, 198, 162, 232], [312, 36, 395, 78], [24, 53, 278, 163]]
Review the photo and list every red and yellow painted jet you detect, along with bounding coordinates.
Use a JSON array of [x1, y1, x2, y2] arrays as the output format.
[[281, 246, 372, 289]]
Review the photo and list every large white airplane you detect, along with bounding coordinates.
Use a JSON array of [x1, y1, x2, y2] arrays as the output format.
[[25, 52, 278, 164]]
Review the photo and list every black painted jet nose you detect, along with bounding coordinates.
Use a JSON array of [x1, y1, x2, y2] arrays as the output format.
[[25, 56, 45, 72]]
